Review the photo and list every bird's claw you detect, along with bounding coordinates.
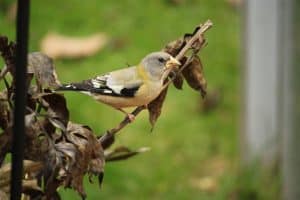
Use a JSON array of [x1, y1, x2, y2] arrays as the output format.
[[127, 113, 135, 122]]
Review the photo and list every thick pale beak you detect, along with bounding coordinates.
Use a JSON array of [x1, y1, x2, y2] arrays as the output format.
[[165, 56, 181, 69]]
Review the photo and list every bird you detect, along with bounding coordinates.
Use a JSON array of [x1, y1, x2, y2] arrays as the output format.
[[56, 51, 181, 121]]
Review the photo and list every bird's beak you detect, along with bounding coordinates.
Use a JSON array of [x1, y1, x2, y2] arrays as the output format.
[[165, 56, 181, 70]]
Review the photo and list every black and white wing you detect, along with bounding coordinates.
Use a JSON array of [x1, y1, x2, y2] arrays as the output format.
[[57, 66, 143, 98]]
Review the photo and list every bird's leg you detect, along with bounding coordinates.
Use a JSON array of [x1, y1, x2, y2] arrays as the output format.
[[116, 108, 135, 122]]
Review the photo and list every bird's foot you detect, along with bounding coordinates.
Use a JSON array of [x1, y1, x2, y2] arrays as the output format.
[[127, 113, 135, 122]]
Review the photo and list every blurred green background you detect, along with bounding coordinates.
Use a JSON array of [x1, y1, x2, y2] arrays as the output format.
[[0, 0, 279, 199]]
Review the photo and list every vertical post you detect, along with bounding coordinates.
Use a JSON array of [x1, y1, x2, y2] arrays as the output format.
[[282, 0, 300, 199], [10, 0, 30, 199], [243, 0, 281, 163]]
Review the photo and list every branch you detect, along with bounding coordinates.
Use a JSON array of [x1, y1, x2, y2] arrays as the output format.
[[99, 20, 213, 143]]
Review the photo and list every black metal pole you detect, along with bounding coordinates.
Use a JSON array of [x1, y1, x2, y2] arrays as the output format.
[[10, 0, 30, 199]]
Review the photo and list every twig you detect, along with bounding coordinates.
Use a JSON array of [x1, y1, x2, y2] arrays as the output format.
[[99, 20, 213, 140], [0, 65, 9, 81], [175, 19, 213, 60]]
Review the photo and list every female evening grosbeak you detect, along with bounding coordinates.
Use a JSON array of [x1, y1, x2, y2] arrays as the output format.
[[57, 52, 181, 120]]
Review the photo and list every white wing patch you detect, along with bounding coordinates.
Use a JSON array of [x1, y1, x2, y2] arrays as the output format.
[[109, 85, 123, 94], [91, 79, 101, 88]]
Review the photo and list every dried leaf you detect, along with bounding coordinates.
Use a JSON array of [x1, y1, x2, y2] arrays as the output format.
[[105, 146, 150, 162], [5, 2, 16, 22], [22, 179, 43, 197], [55, 142, 77, 167], [182, 55, 207, 98], [0, 160, 43, 188], [28, 52, 61, 89], [40, 32, 109, 59], [169, 68, 184, 90], [148, 87, 169, 129], [41, 93, 69, 130], [0, 92, 10, 130], [48, 122, 105, 198], [190, 176, 218, 192], [0, 36, 16, 76], [163, 24, 202, 57], [0, 129, 12, 166], [163, 38, 185, 57], [66, 123, 91, 147], [0, 190, 8, 200], [201, 89, 222, 112]]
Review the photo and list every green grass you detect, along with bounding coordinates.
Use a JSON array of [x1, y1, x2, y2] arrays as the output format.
[[0, 0, 279, 199]]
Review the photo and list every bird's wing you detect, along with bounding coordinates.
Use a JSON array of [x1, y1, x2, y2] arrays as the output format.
[[59, 66, 144, 97]]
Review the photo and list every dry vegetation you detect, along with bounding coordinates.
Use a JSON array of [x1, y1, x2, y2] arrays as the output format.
[[0, 20, 212, 199]]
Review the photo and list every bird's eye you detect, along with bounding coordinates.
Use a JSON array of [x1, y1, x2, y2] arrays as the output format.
[[158, 57, 165, 63]]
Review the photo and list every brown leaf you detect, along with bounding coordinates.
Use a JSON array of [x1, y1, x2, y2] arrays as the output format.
[[41, 93, 69, 130], [0, 129, 12, 166], [169, 68, 184, 90], [0, 190, 8, 200], [163, 24, 203, 58], [5, 2, 16, 22], [22, 179, 43, 197], [163, 38, 185, 57], [148, 87, 169, 129], [0, 36, 16, 77], [28, 52, 61, 89], [190, 176, 218, 193], [0, 160, 43, 186], [201, 89, 222, 112], [49, 122, 105, 198], [182, 55, 207, 98], [105, 146, 150, 162], [40, 32, 109, 59], [66, 123, 91, 152], [0, 92, 10, 130]]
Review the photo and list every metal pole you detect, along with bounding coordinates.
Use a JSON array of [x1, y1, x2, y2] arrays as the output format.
[[10, 0, 30, 199], [243, 0, 281, 163]]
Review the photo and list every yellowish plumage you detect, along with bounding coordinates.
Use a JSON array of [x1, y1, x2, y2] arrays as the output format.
[[58, 51, 181, 119], [94, 64, 162, 108]]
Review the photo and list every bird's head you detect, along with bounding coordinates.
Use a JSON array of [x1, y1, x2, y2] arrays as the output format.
[[141, 52, 181, 81]]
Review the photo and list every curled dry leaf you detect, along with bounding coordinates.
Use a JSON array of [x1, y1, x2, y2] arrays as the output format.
[[105, 146, 150, 162], [0, 36, 16, 77], [0, 21, 212, 199], [148, 87, 169, 129], [163, 38, 185, 57], [182, 55, 207, 98], [49, 122, 105, 198], [169, 68, 184, 90], [28, 52, 61, 89], [40, 32, 109, 59], [41, 93, 69, 130]]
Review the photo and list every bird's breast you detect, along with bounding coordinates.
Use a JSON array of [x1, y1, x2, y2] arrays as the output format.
[[93, 81, 162, 108]]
